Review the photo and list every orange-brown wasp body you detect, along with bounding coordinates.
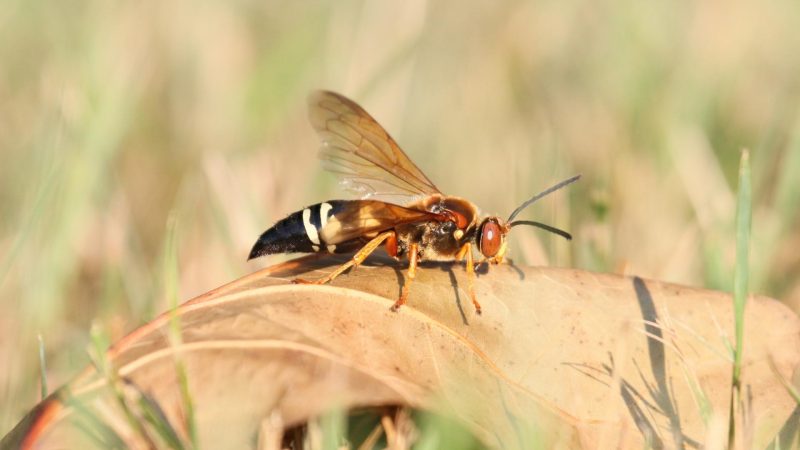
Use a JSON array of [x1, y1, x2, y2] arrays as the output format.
[[249, 91, 580, 314]]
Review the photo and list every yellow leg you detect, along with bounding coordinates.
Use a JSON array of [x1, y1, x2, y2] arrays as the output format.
[[392, 243, 418, 311], [455, 242, 471, 261], [490, 241, 507, 265], [293, 231, 395, 285], [476, 241, 507, 266], [462, 243, 482, 314]]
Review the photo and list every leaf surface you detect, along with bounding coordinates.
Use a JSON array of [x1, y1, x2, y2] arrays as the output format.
[[6, 256, 800, 449]]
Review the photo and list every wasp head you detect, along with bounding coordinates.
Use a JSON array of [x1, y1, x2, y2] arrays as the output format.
[[479, 174, 582, 258]]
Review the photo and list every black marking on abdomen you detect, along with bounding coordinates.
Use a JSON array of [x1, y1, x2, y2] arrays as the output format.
[[248, 201, 353, 259]]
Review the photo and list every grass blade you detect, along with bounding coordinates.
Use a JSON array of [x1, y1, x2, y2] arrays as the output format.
[[37, 334, 47, 400], [728, 149, 752, 447], [164, 213, 198, 448], [88, 323, 158, 449]]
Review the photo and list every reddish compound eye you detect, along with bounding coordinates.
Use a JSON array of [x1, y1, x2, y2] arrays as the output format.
[[479, 220, 502, 257]]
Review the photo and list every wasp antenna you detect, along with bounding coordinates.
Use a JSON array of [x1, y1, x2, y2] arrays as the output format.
[[508, 220, 572, 240], [506, 174, 581, 223]]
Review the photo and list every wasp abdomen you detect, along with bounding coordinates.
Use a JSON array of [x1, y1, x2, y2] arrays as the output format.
[[248, 201, 349, 259]]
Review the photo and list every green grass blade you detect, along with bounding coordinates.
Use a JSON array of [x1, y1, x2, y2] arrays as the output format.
[[136, 387, 187, 450], [728, 149, 752, 447], [732, 149, 752, 384], [63, 390, 127, 449], [88, 323, 158, 448], [164, 213, 198, 448], [320, 407, 346, 450], [37, 334, 47, 400]]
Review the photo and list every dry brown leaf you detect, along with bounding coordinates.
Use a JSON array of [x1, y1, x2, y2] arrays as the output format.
[[4, 256, 800, 449]]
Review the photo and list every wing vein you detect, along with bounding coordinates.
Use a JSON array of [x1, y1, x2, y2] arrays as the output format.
[[308, 91, 441, 202]]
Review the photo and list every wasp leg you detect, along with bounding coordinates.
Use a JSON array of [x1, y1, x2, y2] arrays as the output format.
[[491, 241, 507, 265], [293, 231, 395, 285], [463, 243, 482, 314], [391, 243, 418, 312], [476, 241, 508, 267], [455, 242, 471, 261]]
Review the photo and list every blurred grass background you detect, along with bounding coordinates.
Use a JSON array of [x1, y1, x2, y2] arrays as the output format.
[[1, 0, 799, 437]]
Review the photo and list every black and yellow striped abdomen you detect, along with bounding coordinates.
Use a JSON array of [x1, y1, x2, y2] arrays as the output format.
[[248, 201, 364, 259]]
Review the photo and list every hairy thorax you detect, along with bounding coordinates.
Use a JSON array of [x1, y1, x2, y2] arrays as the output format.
[[396, 195, 480, 261]]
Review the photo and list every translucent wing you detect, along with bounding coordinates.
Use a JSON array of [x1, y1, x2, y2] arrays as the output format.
[[318, 200, 439, 245], [308, 91, 442, 202]]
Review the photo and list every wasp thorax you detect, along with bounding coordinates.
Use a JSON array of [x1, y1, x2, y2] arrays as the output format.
[[477, 218, 503, 257], [436, 220, 456, 237]]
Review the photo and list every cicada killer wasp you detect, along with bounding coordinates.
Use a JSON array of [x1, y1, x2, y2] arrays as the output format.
[[249, 91, 580, 314]]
